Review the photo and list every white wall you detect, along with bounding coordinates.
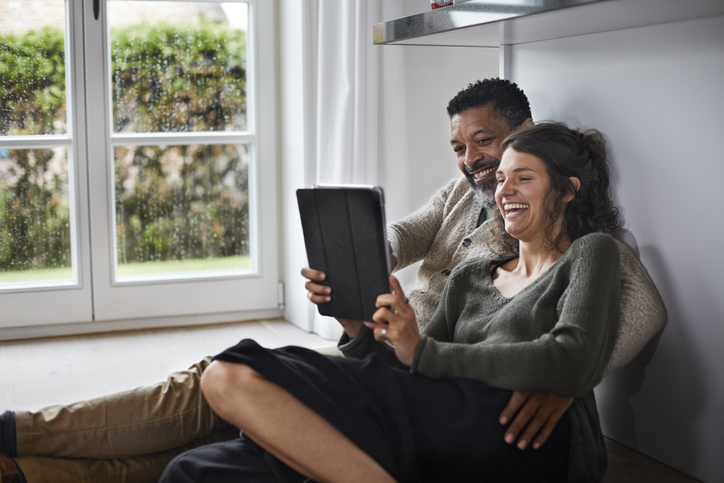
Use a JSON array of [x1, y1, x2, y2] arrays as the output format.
[[279, 0, 317, 332], [384, 9, 499, 223], [512, 15, 724, 482], [377, 44, 499, 292]]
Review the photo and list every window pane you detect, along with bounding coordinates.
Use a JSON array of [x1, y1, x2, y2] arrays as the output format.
[[0, 1, 67, 136], [0, 148, 72, 284], [109, 1, 248, 134], [114, 143, 250, 280]]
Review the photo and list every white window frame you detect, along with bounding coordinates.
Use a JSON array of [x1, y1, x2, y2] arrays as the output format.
[[0, 0, 94, 329], [0, 0, 279, 336]]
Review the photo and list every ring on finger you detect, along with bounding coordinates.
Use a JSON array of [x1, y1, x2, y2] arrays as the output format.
[[380, 328, 387, 338]]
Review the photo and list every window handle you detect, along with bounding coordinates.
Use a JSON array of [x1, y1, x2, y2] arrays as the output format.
[[94, 0, 100, 20]]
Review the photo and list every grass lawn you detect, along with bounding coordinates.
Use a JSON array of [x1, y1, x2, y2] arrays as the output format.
[[0, 256, 251, 284], [117, 255, 251, 276], [0, 266, 73, 284]]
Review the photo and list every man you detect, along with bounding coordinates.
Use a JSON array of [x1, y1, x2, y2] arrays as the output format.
[[304, 78, 666, 452], [0, 79, 665, 483]]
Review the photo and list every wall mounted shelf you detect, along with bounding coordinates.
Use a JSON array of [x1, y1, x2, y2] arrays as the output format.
[[373, 0, 724, 47]]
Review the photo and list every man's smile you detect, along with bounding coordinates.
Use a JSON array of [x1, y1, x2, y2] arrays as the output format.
[[467, 163, 498, 184]]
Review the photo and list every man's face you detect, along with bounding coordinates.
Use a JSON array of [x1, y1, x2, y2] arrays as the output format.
[[450, 105, 513, 206]]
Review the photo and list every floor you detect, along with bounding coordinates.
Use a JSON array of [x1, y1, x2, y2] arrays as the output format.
[[603, 439, 701, 483], [0, 319, 700, 482], [0, 318, 332, 412]]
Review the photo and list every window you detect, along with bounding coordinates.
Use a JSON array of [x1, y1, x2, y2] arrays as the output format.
[[0, 0, 278, 331]]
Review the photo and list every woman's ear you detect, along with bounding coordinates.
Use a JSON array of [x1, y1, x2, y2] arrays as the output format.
[[563, 177, 581, 203]]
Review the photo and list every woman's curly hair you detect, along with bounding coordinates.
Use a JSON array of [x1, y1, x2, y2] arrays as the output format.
[[501, 122, 622, 250]]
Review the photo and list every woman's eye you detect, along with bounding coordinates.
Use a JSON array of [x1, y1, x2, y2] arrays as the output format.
[[497, 178, 505, 184]]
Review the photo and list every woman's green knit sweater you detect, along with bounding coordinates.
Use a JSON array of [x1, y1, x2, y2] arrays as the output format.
[[341, 232, 621, 482]]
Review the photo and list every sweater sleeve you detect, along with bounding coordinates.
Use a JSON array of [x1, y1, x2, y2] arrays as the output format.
[[412, 233, 621, 397], [337, 325, 410, 370], [602, 240, 667, 375], [387, 178, 458, 272]]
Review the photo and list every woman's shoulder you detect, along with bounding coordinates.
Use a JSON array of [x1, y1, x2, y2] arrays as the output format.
[[572, 232, 617, 248], [568, 232, 620, 265]]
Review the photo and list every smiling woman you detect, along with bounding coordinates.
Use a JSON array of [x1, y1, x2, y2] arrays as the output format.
[[500, 122, 622, 251], [496, 150, 561, 244]]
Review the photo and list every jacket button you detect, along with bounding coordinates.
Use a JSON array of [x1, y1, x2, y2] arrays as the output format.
[[462, 238, 472, 247], [441, 270, 451, 276]]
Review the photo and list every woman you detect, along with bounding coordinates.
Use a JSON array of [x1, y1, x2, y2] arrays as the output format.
[[161, 122, 622, 482]]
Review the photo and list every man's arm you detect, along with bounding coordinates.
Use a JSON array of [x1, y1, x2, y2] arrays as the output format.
[[387, 178, 458, 271], [604, 240, 667, 374]]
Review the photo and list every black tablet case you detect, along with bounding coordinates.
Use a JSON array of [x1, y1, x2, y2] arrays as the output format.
[[296, 186, 390, 321]]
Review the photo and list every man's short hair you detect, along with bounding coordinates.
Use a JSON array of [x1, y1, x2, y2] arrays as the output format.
[[447, 78, 532, 130]]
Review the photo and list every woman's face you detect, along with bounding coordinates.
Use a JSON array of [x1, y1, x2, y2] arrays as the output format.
[[495, 148, 562, 243]]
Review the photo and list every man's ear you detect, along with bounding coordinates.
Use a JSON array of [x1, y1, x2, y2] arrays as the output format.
[[563, 177, 581, 203], [522, 118, 534, 128]]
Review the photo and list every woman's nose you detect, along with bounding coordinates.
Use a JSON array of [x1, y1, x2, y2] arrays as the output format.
[[497, 178, 513, 196]]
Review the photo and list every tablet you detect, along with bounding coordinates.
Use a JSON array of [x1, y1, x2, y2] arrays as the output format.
[[296, 185, 391, 321]]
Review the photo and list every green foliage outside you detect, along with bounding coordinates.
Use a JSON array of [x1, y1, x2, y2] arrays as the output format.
[[0, 19, 249, 276], [112, 18, 246, 133], [0, 26, 66, 136]]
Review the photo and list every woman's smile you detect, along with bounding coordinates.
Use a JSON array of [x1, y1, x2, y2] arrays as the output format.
[[502, 203, 530, 218]]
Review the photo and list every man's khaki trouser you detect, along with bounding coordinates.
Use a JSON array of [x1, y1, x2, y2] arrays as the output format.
[[14, 357, 238, 483]]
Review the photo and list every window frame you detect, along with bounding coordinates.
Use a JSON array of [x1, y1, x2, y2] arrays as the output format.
[[0, 0, 280, 333], [0, 0, 94, 328]]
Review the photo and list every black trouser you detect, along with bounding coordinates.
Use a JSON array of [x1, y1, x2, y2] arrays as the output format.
[[160, 434, 308, 483]]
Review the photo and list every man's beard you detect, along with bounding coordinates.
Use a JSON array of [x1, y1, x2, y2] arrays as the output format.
[[464, 162, 498, 209], [470, 182, 497, 209]]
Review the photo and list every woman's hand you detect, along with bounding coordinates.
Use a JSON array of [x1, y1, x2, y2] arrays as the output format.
[[366, 275, 420, 366]]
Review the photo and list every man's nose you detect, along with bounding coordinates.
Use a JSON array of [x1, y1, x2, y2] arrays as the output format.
[[464, 147, 485, 167]]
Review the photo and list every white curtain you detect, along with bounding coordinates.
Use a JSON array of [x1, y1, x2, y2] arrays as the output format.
[[290, 0, 409, 338], [315, 1, 379, 186]]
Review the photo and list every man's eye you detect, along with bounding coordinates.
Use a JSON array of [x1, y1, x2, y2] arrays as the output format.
[[453, 146, 464, 153], [477, 138, 492, 145]]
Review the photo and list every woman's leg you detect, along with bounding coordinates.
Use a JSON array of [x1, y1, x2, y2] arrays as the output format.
[[201, 360, 395, 483]]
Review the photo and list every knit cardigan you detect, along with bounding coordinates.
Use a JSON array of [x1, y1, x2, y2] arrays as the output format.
[[343, 232, 621, 482], [345, 177, 666, 375]]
